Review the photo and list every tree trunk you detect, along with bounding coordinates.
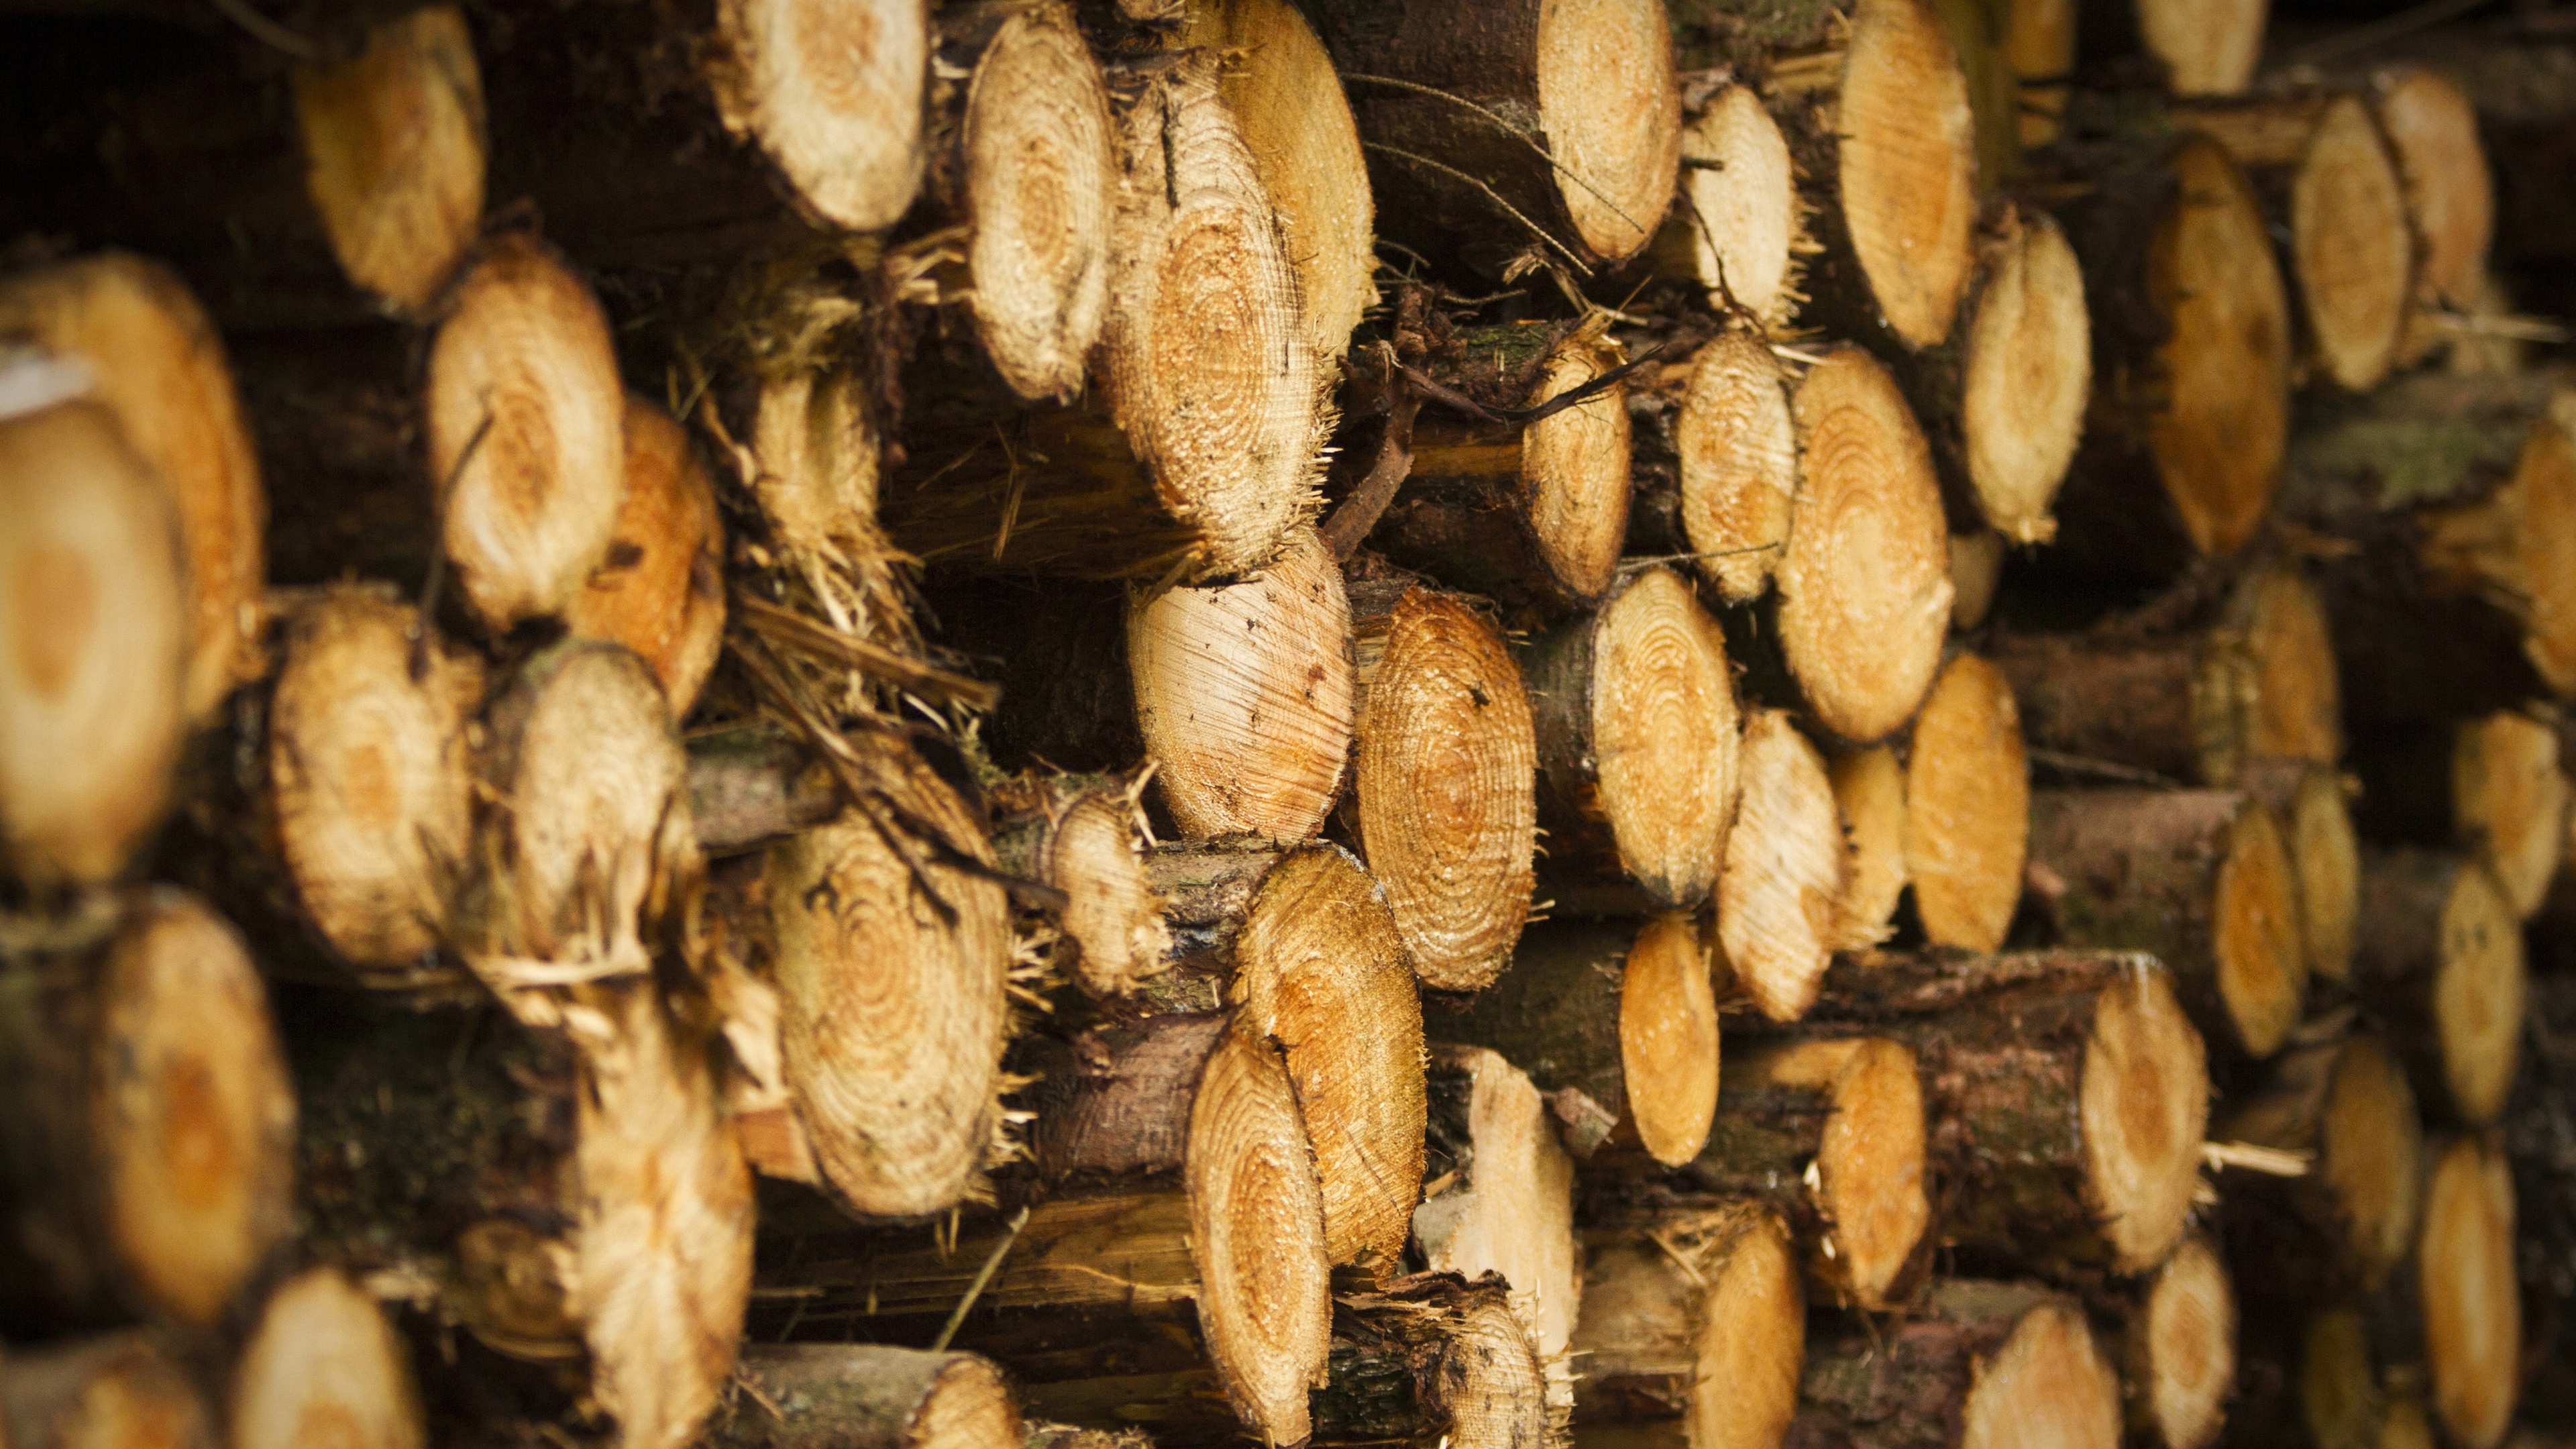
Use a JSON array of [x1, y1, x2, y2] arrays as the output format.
[[0, 1332, 215, 1449], [1569, 1203, 1806, 1449], [228, 1266, 429, 1449], [2351, 848, 2526, 1129], [1790, 1279, 2121, 1449], [705, 1346, 1022, 1449], [1411, 1046, 1581, 1381]]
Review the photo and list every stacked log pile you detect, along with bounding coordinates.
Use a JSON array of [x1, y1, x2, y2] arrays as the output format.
[[0, 1, 2569, 1448]]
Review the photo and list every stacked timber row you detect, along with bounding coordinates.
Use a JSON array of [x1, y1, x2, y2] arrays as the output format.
[[2, 1, 2571, 1448]]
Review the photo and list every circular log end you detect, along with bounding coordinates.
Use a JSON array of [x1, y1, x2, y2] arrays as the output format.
[[2213, 799, 2306, 1059], [1044, 788, 1170, 998], [912, 1356, 1024, 1449], [292, 7, 486, 315], [2320, 1036, 2421, 1286], [0, 254, 264, 724], [230, 1267, 426, 1449], [1948, 531, 2004, 630], [1617, 914, 1719, 1167], [1187, 1024, 1333, 1446], [713, 0, 926, 231], [1904, 653, 2031, 953], [2300, 1308, 2379, 1449], [1594, 567, 1740, 906], [1837, 0, 1979, 350], [1521, 335, 1632, 604], [2137, 0, 2266, 95], [566, 398, 727, 716], [1674, 326, 1795, 604], [5, 1335, 214, 1449], [1961, 1301, 2121, 1449], [1960, 207, 2089, 543], [271, 586, 484, 969], [1719, 710, 1843, 1023], [100, 894, 296, 1330], [2237, 566, 2344, 769], [1129, 527, 1354, 842], [1677, 87, 1801, 331], [750, 368, 883, 574], [2135, 1236, 2237, 1449], [2505, 417, 2576, 694], [2433, 860, 2525, 1126], [1438, 1295, 1555, 1449], [962, 3, 1116, 402], [1830, 744, 1909, 945], [2421, 1136, 2520, 1449], [767, 762, 1010, 1218], [1235, 845, 1428, 1271], [2078, 965, 2209, 1275], [1782, 348, 1952, 743], [0, 398, 185, 890], [1686, 1210, 1804, 1449], [2373, 66, 2493, 311], [2286, 765, 2361, 983], [427, 235, 627, 633], [2292, 96, 2413, 392], [1355, 588, 1537, 991], [2450, 710, 2567, 920], [1413, 1048, 1580, 1362], [1534, 0, 1680, 263], [2145, 138, 2290, 558], [1815, 1038, 1930, 1310]]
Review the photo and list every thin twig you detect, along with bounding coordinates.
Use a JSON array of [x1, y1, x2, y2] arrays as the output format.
[[2027, 749, 2185, 789], [930, 1206, 1032, 1352], [1362, 143, 1593, 276], [1339, 72, 1649, 239], [207, 0, 317, 58], [731, 592, 1002, 710]]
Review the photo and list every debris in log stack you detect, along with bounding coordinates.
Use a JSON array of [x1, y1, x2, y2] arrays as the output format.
[[885, 54, 1325, 581], [2050, 135, 2289, 568], [291, 6, 486, 315], [2220, 1034, 2423, 1294], [0, 254, 264, 726], [2124, 1233, 2237, 1449], [565, 397, 727, 716], [704, 1346, 1021, 1449], [1519, 566, 1739, 907], [0, 890, 294, 1332], [1903, 652, 2029, 953], [710, 0, 928, 232], [1436, 915, 1719, 1167], [424, 233, 627, 635], [1671, 323, 1796, 605], [229, 1266, 427, 1449], [2353, 849, 2526, 1129], [0, 1333, 214, 1449], [2420, 1134, 2521, 1449], [1411, 1046, 1580, 1389], [1175, 0, 1376, 363], [1346, 572, 1538, 991], [264, 585, 486, 976], [732, 359, 910, 685], [1792, 1280, 2121, 1448], [1301, 0, 1681, 272], [2027, 787, 2305, 1061], [1779, 347, 1953, 744], [1570, 1203, 1804, 1449], [1656, 85, 1804, 330], [1717, 709, 1846, 1022], [0, 387, 186, 892]]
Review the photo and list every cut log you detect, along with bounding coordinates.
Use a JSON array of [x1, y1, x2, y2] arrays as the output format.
[[1779, 347, 1953, 744], [1229, 844, 1428, 1273], [0, 390, 186, 891], [885, 55, 1324, 582], [1660, 85, 1805, 329], [1519, 566, 1740, 906], [228, 1266, 427, 1449], [708, 0, 927, 231], [291, 6, 486, 315], [2352, 849, 2526, 1128], [1989, 561, 2341, 787], [423, 233, 627, 635], [2384, 708, 2575, 922], [2297, 1306, 2391, 1449], [1569, 1203, 1804, 1449], [565, 396, 727, 716], [2419, 1134, 2520, 1449], [2219, 1034, 2423, 1293], [1433, 915, 1718, 1168], [1671, 323, 1796, 604], [1792, 1281, 2120, 1449], [1902, 651, 2029, 953], [1301, 0, 1681, 270], [0, 1333, 214, 1449], [0, 890, 294, 1332], [1765, 951, 2210, 1278], [987, 771, 1169, 1000], [2374, 66, 2493, 315], [2003, 0, 2074, 146], [1831, 744, 1910, 947], [2026, 787, 2306, 1060], [1374, 325, 1634, 610], [0, 254, 264, 724], [735, 362, 906, 665], [1717, 709, 1846, 1023], [1346, 576, 1538, 991], [1174, 0, 1375, 363], [1313, 1274, 1554, 1449], [264, 584, 486, 975], [2124, 1234, 2236, 1449], [1411, 1046, 1580, 1377], [2240, 759, 2360, 983], [706, 1346, 1020, 1449], [289, 981, 753, 1449], [1948, 530, 2004, 630], [2414, 398, 2576, 698], [2133, 0, 2266, 96]]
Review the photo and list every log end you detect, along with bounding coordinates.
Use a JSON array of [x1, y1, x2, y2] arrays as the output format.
[[2321, 1036, 2422, 1289], [3, 1335, 215, 1449], [2078, 966, 2209, 1275], [566, 398, 727, 716], [2286, 765, 2361, 983], [1830, 744, 1909, 947], [1960, 1301, 2121, 1449], [2373, 66, 2493, 311], [2450, 709, 2567, 921], [1719, 710, 1841, 1023], [1412, 1047, 1580, 1364], [2213, 799, 2306, 1059], [1044, 787, 1171, 999], [1837, 0, 1980, 350], [1673, 326, 1796, 605], [229, 1267, 426, 1449], [1687, 1210, 1804, 1449], [710, 0, 927, 231], [2433, 860, 2526, 1126], [2292, 95, 2413, 392], [2131, 1235, 2237, 1449], [1534, 0, 1680, 263], [1594, 568, 1741, 909], [1616, 914, 1720, 1167], [1902, 653, 2031, 953], [2145, 138, 2290, 558], [292, 6, 487, 315], [2421, 1136, 2520, 1449], [2136, 0, 2266, 95], [1780, 1037, 1929, 1311], [1960, 207, 2089, 543], [1521, 334, 1633, 605], [1674, 87, 1802, 331], [1948, 531, 2004, 630]]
